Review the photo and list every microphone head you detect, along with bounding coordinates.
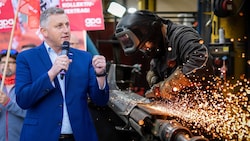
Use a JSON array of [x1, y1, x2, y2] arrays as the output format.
[[62, 41, 70, 50]]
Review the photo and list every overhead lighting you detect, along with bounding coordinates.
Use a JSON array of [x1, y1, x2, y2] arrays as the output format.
[[127, 7, 137, 13], [107, 2, 126, 18]]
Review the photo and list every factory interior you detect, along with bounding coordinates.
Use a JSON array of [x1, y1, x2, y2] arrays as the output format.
[[86, 0, 250, 141], [0, 0, 249, 141]]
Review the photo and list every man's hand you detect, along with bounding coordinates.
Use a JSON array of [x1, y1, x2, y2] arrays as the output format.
[[145, 81, 179, 101], [0, 91, 10, 106], [145, 67, 192, 101], [48, 55, 72, 81], [146, 70, 159, 87], [145, 82, 162, 99], [92, 55, 106, 77]]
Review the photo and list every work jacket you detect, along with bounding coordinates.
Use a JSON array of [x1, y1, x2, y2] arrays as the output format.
[[150, 20, 214, 84], [0, 85, 26, 141]]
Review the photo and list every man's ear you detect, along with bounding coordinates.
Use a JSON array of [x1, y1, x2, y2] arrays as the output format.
[[39, 27, 48, 38]]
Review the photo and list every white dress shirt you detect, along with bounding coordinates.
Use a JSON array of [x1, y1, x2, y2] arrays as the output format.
[[45, 42, 73, 134]]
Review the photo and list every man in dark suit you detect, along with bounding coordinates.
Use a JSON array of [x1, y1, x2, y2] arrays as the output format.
[[15, 7, 109, 141]]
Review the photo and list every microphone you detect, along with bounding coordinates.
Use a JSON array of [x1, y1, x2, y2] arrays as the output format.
[[60, 41, 70, 79]]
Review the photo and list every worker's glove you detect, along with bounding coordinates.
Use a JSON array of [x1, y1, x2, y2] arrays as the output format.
[[145, 67, 192, 101], [144, 81, 163, 99], [146, 70, 159, 87]]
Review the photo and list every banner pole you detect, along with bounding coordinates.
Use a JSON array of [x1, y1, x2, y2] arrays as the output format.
[[0, 0, 21, 91], [82, 30, 87, 51]]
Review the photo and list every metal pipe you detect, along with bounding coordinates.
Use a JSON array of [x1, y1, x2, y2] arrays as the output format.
[[107, 64, 209, 141]]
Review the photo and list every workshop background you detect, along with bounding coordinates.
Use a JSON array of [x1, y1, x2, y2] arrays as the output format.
[[89, 0, 250, 92], [0, 0, 249, 141], [87, 0, 250, 141]]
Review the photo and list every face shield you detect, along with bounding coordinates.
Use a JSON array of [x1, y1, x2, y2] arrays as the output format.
[[138, 41, 161, 57], [115, 27, 140, 55]]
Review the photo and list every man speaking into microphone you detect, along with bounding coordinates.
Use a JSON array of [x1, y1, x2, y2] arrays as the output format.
[[15, 7, 109, 141]]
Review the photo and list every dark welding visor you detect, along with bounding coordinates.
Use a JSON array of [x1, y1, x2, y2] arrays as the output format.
[[115, 28, 140, 55]]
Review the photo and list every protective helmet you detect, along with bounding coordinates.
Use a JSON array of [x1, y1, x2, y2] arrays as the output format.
[[115, 10, 163, 55]]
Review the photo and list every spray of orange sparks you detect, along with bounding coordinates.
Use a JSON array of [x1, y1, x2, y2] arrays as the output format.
[[148, 76, 249, 141]]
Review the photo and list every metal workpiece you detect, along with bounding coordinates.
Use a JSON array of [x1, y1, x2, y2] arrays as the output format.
[[156, 119, 208, 141], [107, 63, 209, 141], [108, 89, 209, 141]]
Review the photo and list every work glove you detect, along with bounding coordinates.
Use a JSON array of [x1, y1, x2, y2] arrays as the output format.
[[146, 70, 159, 87], [145, 67, 192, 101]]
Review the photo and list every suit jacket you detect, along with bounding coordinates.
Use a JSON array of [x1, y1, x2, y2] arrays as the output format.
[[15, 43, 109, 141]]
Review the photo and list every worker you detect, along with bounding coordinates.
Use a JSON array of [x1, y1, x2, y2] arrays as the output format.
[[115, 10, 214, 100]]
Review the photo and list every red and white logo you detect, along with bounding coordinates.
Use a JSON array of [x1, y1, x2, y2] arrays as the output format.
[[0, 0, 14, 32], [85, 18, 102, 27], [0, 18, 13, 29]]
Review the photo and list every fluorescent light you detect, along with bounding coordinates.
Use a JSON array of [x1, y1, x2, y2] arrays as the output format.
[[107, 2, 126, 18]]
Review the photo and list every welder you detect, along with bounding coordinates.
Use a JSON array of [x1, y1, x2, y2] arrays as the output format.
[[115, 10, 214, 100]]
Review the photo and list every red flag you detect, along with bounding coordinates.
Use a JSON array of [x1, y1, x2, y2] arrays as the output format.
[[0, 0, 15, 32], [19, 0, 30, 15], [19, 0, 40, 29], [27, 0, 40, 28]]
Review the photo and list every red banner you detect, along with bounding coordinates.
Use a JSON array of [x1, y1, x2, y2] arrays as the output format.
[[0, 0, 15, 32], [60, 0, 105, 31]]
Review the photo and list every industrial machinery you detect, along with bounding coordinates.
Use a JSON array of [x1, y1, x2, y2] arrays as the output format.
[[102, 2, 250, 140], [107, 64, 209, 141]]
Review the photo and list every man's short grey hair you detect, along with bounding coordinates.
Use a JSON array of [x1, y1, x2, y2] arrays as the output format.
[[40, 7, 65, 28]]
